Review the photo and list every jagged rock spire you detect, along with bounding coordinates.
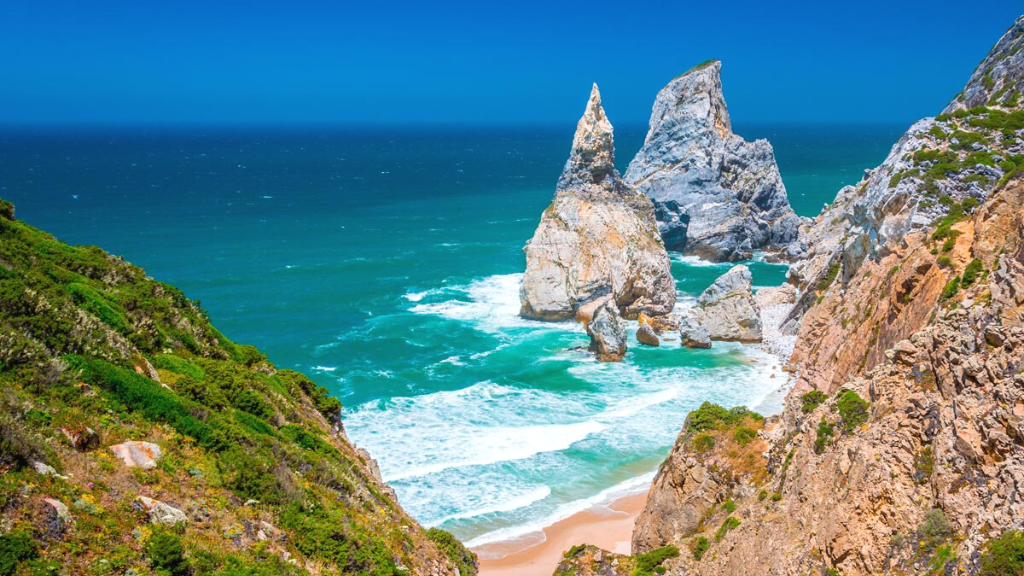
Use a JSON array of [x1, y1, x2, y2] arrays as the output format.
[[943, 15, 1024, 112], [557, 84, 622, 193]]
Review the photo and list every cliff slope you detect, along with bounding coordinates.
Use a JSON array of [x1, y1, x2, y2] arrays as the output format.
[[625, 61, 803, 262], [521, 85, 675, 322], [0, 199, 474, 576]]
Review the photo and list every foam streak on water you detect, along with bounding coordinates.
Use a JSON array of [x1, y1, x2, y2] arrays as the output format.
[[344, 269, 791, 549]]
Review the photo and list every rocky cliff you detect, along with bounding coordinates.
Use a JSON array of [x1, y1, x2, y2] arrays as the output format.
[[555, 15, 1024, 576], [520, 84, 676, 323], [0, 199, 474, 576], [624, 61, 803, 262]]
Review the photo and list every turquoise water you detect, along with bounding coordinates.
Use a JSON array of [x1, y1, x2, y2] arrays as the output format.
[[0, 123, 903, 549]]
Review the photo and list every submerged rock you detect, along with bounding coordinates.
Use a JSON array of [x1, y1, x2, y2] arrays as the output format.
[[521, 84, 675, 322], [636, 323, 661, 347], [625, 61, 802, 262], [693, 265, 762, 342], [586, 301, 627, 361]]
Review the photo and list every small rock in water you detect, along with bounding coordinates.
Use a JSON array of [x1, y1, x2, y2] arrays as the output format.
[[636, 324, 660, 347], [679, 314, 712, 349], [587, 302, 627, 361]]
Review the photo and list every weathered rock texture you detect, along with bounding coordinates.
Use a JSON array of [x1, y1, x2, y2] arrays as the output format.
[[691, 265, 762, 342], [555, 16, 1024, 576], [625, 61, 802, 262], [521, 85, 676, 322], [587, 301, 627, 361]]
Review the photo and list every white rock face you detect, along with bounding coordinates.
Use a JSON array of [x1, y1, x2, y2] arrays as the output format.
[[520, 84, 676, 322], [135, 496, 188, 526], [586, 301, 627, 362], [109, 441, 163, 470], [693, 264, 762, 342], [625, 61, 802, 262]]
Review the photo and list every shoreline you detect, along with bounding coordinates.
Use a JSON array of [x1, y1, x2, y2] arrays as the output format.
[[474, 491, 647, 576]]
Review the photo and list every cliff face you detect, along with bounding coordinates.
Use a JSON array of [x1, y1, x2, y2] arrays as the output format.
[[520, 85, 676, 322], [557, 15, 1024, 576], [0, 201, 473, 576], [624, 61, 803, 262]]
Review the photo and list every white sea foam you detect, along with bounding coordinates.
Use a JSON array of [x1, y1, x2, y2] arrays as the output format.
[[670, 253, 731, 267], [429, 485, 552, 526], [464, 472, 656, 549], [312, 365, 337, 373]]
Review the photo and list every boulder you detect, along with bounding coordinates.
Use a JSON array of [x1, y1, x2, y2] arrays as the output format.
[[61, 426, 100, 451], [42, 497, 74, 539], [109, 441, 162, 470], [587, 302, 627, 362], [31, 460, 58, 476], [134, 496, 188, 526], [521, 84, 675, 321], [679, 314, 712, 349], [693, 265, 762, 342], [625, 61, 802, 262], [636, 324, 661, 347]]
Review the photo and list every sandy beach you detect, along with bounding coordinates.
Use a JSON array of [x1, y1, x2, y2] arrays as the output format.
[[474, 491, 647, 576]]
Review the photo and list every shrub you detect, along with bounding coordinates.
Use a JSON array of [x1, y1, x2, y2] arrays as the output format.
[[632, 546, 679, 576], [691, 537, 710, 561], [145, 531, 190, 576], [692, 434, 715, 453], [918, 508, 953, 552], [714, 517, 741, 542], [733, 426, 756, 446], [835, 391, 870, 431], [962, 259, 984, 287], [937, 256, 952, 267], [0, 532, 37, 576], [930, 544, 956, 573], [0, 200, 14, 221], [817, 262, 841, 292], [151, 354, 205, 381], [426, 528, 477, 576], [814, 417, 834, 454], [800, 390, 827, 413], [722, 500, 736, 513], [942, 276, 961, 299], [962, 196, 981, 212], [686, 402, 762, 434], [979, 530, 1024, 576]]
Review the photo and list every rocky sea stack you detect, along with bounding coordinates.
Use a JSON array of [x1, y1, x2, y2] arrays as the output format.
[[625, 60, 803, 262], [520, 84, 676, 325]]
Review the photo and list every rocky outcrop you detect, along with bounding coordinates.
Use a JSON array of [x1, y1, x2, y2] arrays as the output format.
[[135, 496, 188, 526], [521, 85, 676, 323], [943, 16, 1024, 113], [625, 61, 802, 262], [678, 314, 711, 349], [109, 441, 163, 470], [691, 265, 762, 342], [587, 301, 627, 361]]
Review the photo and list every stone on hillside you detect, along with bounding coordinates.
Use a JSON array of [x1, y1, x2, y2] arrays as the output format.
[[521, 84, 675, 321], [61, 426, 99, 451], [43, 497, 74, 539], [109, 441, 162, 470], [636, 324, 660, 347], [31, 460, 57, 476], [587, 302, 627, 362], [694, 265, 762, 342], [134, 496, 188, 526], [625, 60, 802, 262]]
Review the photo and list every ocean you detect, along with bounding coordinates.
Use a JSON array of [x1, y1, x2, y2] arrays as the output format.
[[0, 122, 904, 550]]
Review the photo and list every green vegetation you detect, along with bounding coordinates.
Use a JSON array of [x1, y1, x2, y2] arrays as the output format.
[[979, 530, 1024, 576], [722, 500, 736, 513], [817, 262, 841, 293], [0, 532, 37, 576], [914, 446, 935, 484], [692, 433, 716, 453], [918, 508, 953, 552], [930, 544, 956, 573], [714, 517, 741, 542], [962, 258, 985, 286], [0, 199, 468, 576], [691, 537, 710, 561], [427, 528, 478, 576], [814, 417, 834, 454], [686, 402, 763, 434], [835, 391, 870, 431], [733, 426, 756, 446], [632, 546, 680, 576], [942, 276, 962, 299], [800, 390, 828, 413], [145, 531, 190, 576]]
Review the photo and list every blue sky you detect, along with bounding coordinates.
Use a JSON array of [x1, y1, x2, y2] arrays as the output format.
[[1, 1, 1020, 125]]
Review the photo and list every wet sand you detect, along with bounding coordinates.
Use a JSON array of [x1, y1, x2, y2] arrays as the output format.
[[475, 491, 646, 576]]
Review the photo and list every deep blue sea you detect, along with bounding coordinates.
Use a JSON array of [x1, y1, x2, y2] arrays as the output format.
[[0, 123, 903, 551]]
